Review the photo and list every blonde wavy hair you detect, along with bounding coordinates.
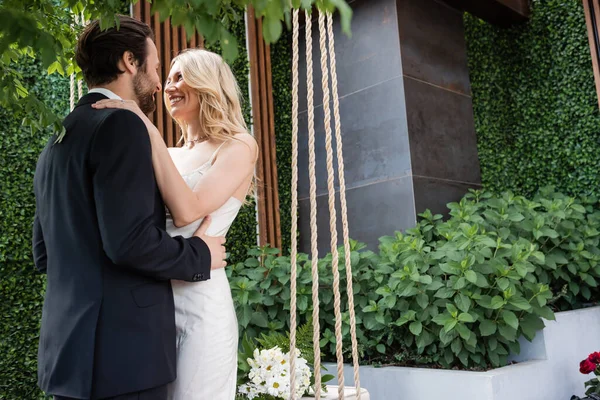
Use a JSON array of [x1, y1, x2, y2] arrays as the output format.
[[165, 48, 248, 142], [165, 48, 256, 197]]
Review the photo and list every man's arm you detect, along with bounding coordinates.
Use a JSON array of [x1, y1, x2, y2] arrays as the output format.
[[90, 109, 211, 282], [32, 213, 47, 273]]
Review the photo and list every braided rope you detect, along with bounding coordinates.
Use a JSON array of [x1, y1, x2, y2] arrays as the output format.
[[70, 11, 86, 110], [70, 73, 76, 111], [316, 9, 345, 399], [304, 9, 323, 400], [326, 11, 361, 398], [288, 8, 300, 400]]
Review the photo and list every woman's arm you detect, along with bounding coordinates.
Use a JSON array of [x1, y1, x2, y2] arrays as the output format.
[[91, 98, 257, 228], [150, 130, 257, 227]]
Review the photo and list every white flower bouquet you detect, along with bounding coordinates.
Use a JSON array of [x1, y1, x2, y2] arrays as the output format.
[[238, 346, 311, 399], [236, 324, 334, 400]]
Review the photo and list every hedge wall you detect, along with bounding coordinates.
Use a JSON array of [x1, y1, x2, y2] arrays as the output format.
[[0, 10, 254, 398], [465, 0, 600, 197], [0, 57, 69, 399], [271, 32, 293, 255]]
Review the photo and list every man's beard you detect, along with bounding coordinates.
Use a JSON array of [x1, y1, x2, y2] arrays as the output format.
[[133, 70, 156, 115]]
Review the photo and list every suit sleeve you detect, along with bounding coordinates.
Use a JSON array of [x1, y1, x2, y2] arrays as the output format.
[[32, 213, 47, 273], [90, 109, 211, 282]]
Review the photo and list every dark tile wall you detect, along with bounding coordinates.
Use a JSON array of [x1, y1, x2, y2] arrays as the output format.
[[294, 0, 482, 254], [296, 0, 414, 254], [399, 0, 482, 215], [298, 176, 416, 252]]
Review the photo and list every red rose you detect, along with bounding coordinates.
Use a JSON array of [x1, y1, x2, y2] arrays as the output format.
[[581, 359, 597, 374], [589, 352, 600, 364]]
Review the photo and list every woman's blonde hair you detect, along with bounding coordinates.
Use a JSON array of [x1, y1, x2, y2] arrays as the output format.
[[165, 48, 257, 198], [165, 48, 248, 143]]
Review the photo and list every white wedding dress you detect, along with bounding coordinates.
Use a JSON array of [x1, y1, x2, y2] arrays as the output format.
[[165, 147, 242, 400]]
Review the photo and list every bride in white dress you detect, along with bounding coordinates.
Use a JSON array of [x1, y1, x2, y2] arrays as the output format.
[[94, 48, 257, 400]]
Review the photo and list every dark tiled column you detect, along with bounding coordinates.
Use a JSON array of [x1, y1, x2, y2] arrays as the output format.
[[398, 0, 482, 215], [296, 0, 481, 253]]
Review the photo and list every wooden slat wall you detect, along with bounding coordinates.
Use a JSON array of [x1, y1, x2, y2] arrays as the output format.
[[583, 0, 600, 109], [246, 7, 282, 251], [132, 3, 282, 249], [133, 1, 204, 146]]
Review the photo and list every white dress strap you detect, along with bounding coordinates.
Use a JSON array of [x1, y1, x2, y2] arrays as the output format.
[[208, 141, 229, 165]]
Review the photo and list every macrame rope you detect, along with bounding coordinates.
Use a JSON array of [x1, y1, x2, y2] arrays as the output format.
[[304, 9, 323, 400], [326, 11, 361, 399], [316, 9, 346, 399], [288, 7, 300, 400]]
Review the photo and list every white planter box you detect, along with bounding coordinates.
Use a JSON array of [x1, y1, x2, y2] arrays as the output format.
[[323, 306, 600, 400]]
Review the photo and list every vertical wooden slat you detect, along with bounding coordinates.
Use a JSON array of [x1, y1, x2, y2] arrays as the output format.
[[257, 18, 276, 246], [133, 2, 141, 20], [584, 0, 600, 109], [247, 10, 268, 246], [264, 42, 281, 243], [163, 18, 174, 145], [247, 6, 282, 250], [152, 12, 166, 145]]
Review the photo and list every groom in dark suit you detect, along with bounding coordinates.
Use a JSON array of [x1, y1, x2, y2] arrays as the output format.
[[32, 16, 225, 400]]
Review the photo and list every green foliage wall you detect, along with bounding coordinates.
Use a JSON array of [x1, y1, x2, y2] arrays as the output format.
[[0, 57, 69, 399], [271, 32, 293, 255], [465, 0, 600, 197]]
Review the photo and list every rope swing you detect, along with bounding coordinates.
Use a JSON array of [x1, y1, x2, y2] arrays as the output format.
[[289, 8, 366, 400]]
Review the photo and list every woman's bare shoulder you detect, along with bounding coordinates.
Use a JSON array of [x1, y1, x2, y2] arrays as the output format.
[[223, 133, 258, 160]]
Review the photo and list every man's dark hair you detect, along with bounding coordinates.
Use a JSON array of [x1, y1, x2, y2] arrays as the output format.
[[75, 15, 154, 87]]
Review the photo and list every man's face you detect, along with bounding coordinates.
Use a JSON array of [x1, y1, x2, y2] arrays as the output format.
[[133, 38, 161, 115]]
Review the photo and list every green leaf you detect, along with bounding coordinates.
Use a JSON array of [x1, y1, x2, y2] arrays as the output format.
[[498, 323, 517, 341], [490, 296, 505, 309], [409, 321, 423, 336], [479, 319, 497, 336], [455, 323, 472, 340], [416, 293, 429, 309], [262, 15, 282, 44], [328, 0, 353, 36], [451, 338, 463, 355], [250, 312, 269, 328], [475, 273, 490, 288], [444, 319, 458, 333], [508, 296, 531, 311], [220, 28, 239, 62], [446, 303, 459, 315], [455, 293, 472, 313], [534, 305, 556, 321], [497, 278, 510, 291], [432, 313, 453, 326], [465, 270, 477, 284], [501, 310, 519, 330], [376, 344, 386, 354], [458, 312, 475, 323], [435, 287, 455, 299]]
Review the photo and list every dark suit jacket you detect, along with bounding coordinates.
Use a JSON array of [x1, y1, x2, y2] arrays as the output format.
[[32, 92, 211, 399]]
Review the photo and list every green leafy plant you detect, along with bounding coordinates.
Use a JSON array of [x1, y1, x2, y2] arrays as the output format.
[[230, 188, 600, 370]]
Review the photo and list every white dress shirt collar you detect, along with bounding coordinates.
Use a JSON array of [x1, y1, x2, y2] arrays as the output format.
[[87, 88, 122, 100]]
